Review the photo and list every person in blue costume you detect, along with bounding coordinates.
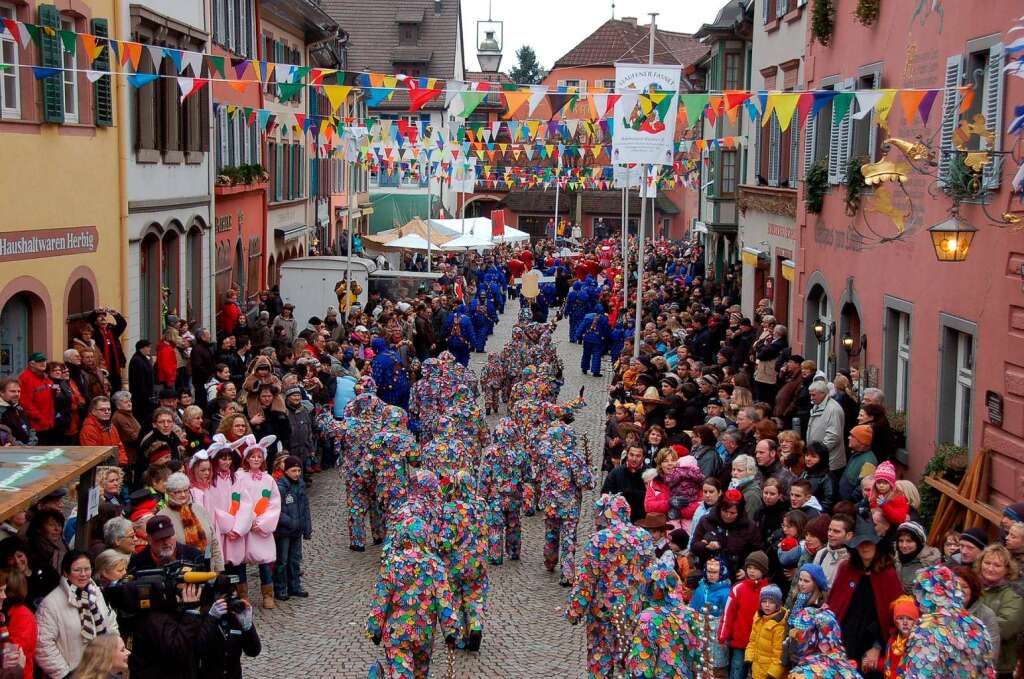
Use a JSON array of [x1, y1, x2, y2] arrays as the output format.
[[469, 295, 492, 353], [369, 337, 410, 410], [443, 304, 476, 367], [566, 282, 585, 343], [577, 304, 610, 377]]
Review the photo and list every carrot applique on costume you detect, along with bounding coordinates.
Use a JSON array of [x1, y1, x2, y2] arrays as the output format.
[[229, 492, 241, 515], [254, 488, 272, 516]]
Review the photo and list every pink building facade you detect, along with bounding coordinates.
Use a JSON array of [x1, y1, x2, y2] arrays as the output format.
[[795, 2, 1024, 505]]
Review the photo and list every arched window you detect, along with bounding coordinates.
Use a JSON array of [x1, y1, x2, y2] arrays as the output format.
[[186, 226, 203, 324], [0, 292, 44, 377], [66, 277, 96, 347], [140, 232, 161, 343], [161, 230, 180, 320], [232, 239, 245, 301], [805, 284, 833, 377], [267, 255, 276, 288]]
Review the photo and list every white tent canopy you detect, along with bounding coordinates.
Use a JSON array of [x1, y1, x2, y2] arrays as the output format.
[[385, 233, 433, 250], [427, 217, 530, 244], [441, 233, 495, 250]]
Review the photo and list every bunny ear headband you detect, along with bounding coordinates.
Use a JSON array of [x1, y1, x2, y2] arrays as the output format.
[[188, 448, 211, 469]]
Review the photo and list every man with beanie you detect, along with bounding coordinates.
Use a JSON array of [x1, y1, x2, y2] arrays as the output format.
[[839, 424, 878, 502], [283, 386, 315, 479], [274, 456, 311, 601], [958, 527, 988, 566]]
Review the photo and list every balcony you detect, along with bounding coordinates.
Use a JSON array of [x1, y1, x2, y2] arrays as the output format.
[[738, 184, 798, 219]]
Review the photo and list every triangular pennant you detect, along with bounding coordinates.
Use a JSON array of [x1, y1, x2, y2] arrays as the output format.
[[178, 77, 208, 102], [257, 61, 274, 84], [79, 34, 104, 62], [2, 19, 29, 49], [85, 69, 105, 83], [127, 72, 160, 88], [832, 92, 854, 126], [679, 94, 710, 125], [918, 90, 939, 125], [59, 30, 76, 55], [231, 58, 250, 80], [122, 42, 143, 71], [458, 91, 488, 118], [146, 45, 164, 71], [772, 93, 801, 132], [278, 82, 304, 101], [502, 90, 531, 119], [32, 66, 61, 80], [853, 90, 885, 119], [958, 85, 975, 114], [227, 80, 250, 94], [796, 92, 814, 126], [810, 90, 839, 117], [207, 55, 225, 79], [406, 78, 442, 112], [897, 90, 927, 126], [527, 85, 547, 116], [323, 84, 353, 113], [874, 89, 898, 128], [164, 48, 183, 73], [24, 23, 40, 48], [258, 109, 272, 132]]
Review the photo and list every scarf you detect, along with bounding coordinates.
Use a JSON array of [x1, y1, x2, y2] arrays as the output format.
[[69, 581, 108, 642], [177, 504, 208, 553]]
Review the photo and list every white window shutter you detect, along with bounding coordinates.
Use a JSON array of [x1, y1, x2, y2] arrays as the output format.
[[836, 77, 855, 182], [218, 107, 228, 171], [937, 54, 963, 187], [803, 108, 816, 176], [827, 82, 845, 184], [790, 116, 800, 183], [763, 0, 770, 24], [768, 115, 781, 186], [866, 70, 881, 162], [578, 81, 588, 94], [225, 0, 234, 52], [777, 0, 788, 17], [982, 43, 1004, 190]]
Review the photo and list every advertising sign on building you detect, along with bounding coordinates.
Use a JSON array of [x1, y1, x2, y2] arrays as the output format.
[[0, 227, 99, 262], [611, 63, 681, 166]]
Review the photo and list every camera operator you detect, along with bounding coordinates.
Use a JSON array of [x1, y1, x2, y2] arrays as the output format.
[[201, 594, 261, 679], [128, 516, 207, 572], [128, 582, 213, 678]]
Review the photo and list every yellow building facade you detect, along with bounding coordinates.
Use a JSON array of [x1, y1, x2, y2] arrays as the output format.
[[0, 0, 124, 376]]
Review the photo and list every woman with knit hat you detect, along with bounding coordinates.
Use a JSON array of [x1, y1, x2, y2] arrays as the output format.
[[839, 424, 878, 502], [894, 521, 940, 593]]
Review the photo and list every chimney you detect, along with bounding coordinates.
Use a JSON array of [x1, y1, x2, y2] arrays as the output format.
[[621, 16, 637, 26]]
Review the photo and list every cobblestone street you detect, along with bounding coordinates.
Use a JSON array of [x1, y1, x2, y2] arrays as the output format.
[[245, 305, 610, 678]]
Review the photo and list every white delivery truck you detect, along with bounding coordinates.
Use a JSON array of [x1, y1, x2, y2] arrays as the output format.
[[278, 257, 442, 323], [278, 256, 375, 325]]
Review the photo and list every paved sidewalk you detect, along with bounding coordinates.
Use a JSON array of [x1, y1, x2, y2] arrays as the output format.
[[246, 303, 611, 678]]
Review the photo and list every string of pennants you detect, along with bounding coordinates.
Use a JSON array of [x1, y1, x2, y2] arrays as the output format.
[[0, 19, 986, 129]]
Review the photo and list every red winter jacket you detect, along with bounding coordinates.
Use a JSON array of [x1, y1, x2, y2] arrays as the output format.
[[719, 576, 767, 649], [155, 340, 178, 387], [644, 478, 671, 515], [79, 414, 128, 465], [827, 559, 904, 645], [16, 367, 55, 432], [6, 603, 36, 679], [871, 492, 910, 526]]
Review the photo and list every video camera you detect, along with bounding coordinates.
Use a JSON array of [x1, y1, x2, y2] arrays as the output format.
[[104, 561, 244, 617]]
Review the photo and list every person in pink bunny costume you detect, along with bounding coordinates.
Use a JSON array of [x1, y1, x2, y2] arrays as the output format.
[[205, 433, 281, 608]]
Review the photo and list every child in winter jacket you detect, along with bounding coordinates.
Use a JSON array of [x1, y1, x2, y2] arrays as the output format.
[[719, 551, 770, 677], [664, 453, 705, 526], [273, 456, 312, 601], [881, 595, 919, 679], [781, 563, 829, 670], [692, 556, 732, 672], [869, 460, 910, 526], [745, 584, 788, 679]]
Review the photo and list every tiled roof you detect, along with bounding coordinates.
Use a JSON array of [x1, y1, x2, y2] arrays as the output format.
[[320, 0, 461, 78], [499, 190, 679, 215], [552, 19, 707, 69], [465, 70, 513, 85]]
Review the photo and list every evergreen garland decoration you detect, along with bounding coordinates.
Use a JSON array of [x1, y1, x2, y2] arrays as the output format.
[[805, 160, 829, 214], [812, 0, 835, 46], [854, 0, 881, 26], [845, 157, 867, 216]]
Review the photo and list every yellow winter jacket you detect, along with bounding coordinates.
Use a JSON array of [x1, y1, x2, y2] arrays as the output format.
[[744, 607, 788, 679]]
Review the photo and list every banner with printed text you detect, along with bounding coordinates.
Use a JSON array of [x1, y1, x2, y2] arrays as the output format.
[[612, 63, 681, 166]]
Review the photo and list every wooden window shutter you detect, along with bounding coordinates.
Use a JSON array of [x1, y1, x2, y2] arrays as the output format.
[[768, 115, 781, 186], [90, 18, 113, 126], [38, 4, 64, 124], [161, 58, 180, 152], [200, 85, 210, 152], [789, 117, 800, 183], [982, 43, 1005, 190], [937, 55, 963, 187]]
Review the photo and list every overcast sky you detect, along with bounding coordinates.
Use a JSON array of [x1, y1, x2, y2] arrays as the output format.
[[460, 0, 723, 73]]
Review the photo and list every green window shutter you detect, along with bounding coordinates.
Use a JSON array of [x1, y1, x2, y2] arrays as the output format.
[[38, 4, 64, 124], [90, 18, 113, 127]]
